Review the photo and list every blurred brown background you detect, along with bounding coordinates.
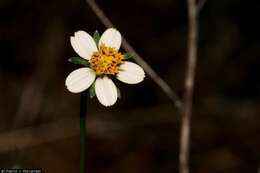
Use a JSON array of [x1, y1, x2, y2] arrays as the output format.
[[0, 0, 260, 172]]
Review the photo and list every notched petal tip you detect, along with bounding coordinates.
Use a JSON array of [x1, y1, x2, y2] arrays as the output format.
[[99, 28, 122, 50], [66, 86, 80, 93], [65, 68, 96, 93], [74, 30, 87, 37], [95, 76, 118, 107], [70, 30, 98, 60], [117, 62, 145, 84]]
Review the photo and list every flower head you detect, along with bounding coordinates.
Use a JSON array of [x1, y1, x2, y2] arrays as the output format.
[[90, 44, 123, 75], [66, 28, 145, 106]]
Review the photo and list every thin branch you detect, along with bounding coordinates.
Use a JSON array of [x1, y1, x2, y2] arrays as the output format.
[[85, 0, 183, 112], [179, 0, 198, 173], [196, 0, 207, 15]]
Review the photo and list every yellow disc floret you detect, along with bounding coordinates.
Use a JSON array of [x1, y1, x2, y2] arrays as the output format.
[[90, 44, 123, 75]]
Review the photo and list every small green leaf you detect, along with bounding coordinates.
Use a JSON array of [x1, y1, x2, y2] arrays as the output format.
[[89, 82, 96, 98], [117, 87, 121, 99], [93, 30, 100, 46], [123, 53, 134, 60], [68, 57, 89, 66]]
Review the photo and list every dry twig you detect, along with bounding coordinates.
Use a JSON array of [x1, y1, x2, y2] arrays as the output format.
[[86, 0, 183, 111], [179, 0, 198, 173]]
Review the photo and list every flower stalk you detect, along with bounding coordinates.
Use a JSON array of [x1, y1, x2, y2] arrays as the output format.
[[80, 92, 87, 173]]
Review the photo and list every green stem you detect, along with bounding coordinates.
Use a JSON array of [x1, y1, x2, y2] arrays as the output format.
[[80, 92, 87, 173]]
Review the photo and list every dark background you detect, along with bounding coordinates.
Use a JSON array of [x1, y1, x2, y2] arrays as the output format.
[[0, 0, 260, 172]]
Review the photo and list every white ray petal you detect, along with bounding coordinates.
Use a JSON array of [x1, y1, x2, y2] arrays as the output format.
[[99, 28, 122, 50], [66, 68, 96, 93], [70, 31, 98, 60], [117, 62, 145, 84], [95, 76, 118, 106]]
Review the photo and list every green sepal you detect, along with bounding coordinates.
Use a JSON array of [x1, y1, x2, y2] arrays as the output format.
[[89, 82, 96, 99], [123, 53, 134, 60], [117, 87, 121, 99], [68, 57, 90, 66], [93, 30, 100, 46]]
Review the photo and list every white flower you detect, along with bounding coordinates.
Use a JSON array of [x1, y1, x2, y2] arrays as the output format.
[[66, 28, 145, 106]]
